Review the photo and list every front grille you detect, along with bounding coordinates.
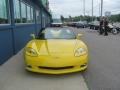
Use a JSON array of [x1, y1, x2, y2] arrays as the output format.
[[38, 66, 74, 70]]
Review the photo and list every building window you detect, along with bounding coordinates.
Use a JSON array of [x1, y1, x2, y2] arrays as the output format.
[[42, 12, 46, 27], [27, 5, 31, 23], [0, 0, 9, 24], [27, 6, 34, 23], [31, 7, 34, 22], [36, 10, 41, 24], [21, 2, 27, 23], [13, 0, 34, 24], [14, 0, 21, 23]]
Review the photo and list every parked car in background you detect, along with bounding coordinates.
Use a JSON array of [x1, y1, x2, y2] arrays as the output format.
[[89, 21, 100, 30], [67, 22, 72, 27], [71, 22, 78, 27], [88, 22, 94, 29], [51, 19, 63, 27], [111, 23, 120, 34], [89, 21, 119, 34], [67, 22, 77, 27], [76, 21, 89, 28]]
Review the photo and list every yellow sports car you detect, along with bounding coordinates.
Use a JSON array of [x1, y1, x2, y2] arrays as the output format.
[[24, 28, 88, 74]]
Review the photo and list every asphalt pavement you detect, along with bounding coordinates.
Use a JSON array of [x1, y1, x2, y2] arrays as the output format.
[[1, 27, 120, 90], [0, 47, 88, 90], [73, 27, 120, 90]]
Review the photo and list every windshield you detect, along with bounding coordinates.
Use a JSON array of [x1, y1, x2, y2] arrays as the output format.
[[37, 28, 76, 39]]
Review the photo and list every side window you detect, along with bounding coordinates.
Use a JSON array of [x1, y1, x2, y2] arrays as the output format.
[[14, 0, 21, 23], [0, 0, 9, 24], [21, 2, 27, 23]]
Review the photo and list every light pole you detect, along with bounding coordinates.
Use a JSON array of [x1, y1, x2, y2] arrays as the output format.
[[101, 0, 103, 17], [83, 0, 85, 16], [92, 0, 93, 21], [99, 3, 101, 16]]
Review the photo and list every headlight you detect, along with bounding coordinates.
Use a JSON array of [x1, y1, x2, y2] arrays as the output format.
[[25, 47, 38, 57], [74, 48, 87, 57]]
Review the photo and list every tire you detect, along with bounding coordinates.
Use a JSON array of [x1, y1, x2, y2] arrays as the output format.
[[90, 26, 91, 29], [95, 26, 97, 30], [112, 28, 118, 35], [95, 26, 99, 30]]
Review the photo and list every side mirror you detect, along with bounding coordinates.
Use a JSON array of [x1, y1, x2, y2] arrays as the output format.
[[30, 34, 35, 39], [76, 33, 83, 39]]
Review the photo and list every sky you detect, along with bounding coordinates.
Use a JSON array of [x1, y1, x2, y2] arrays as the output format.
[[49, 0, 120, 18]]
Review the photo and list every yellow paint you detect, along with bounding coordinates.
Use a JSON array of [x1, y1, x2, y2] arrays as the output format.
[[24, 39, 88, 74]]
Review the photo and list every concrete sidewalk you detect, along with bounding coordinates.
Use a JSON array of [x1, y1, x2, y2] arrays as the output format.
[[0, 50, 88, 90]]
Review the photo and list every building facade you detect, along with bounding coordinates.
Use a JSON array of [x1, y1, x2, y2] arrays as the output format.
[[0, 0, 51, 65]]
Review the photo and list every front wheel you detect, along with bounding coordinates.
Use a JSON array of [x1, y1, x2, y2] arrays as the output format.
[[112, 28, 118, 35]]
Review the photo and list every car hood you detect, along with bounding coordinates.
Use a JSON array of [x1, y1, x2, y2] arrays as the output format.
[[27, 39, 86, 56]]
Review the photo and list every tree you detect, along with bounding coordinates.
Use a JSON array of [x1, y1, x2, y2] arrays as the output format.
[[108, 14, 120, 22], [63, 15, 100, 22], [69, 15, 72, 22]]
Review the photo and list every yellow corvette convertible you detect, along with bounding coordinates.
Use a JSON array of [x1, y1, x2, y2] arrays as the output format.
[[24, 28, 88, 74]]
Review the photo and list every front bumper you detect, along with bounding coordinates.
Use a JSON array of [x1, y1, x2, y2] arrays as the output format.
[[24, 55, 88, 74], [26, 65, 87, 74]]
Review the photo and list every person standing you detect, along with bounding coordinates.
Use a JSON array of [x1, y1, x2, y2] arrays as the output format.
[[99, 17, 109, 36], [99, 17, 104, 35], [103, 17, 109, 36]]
